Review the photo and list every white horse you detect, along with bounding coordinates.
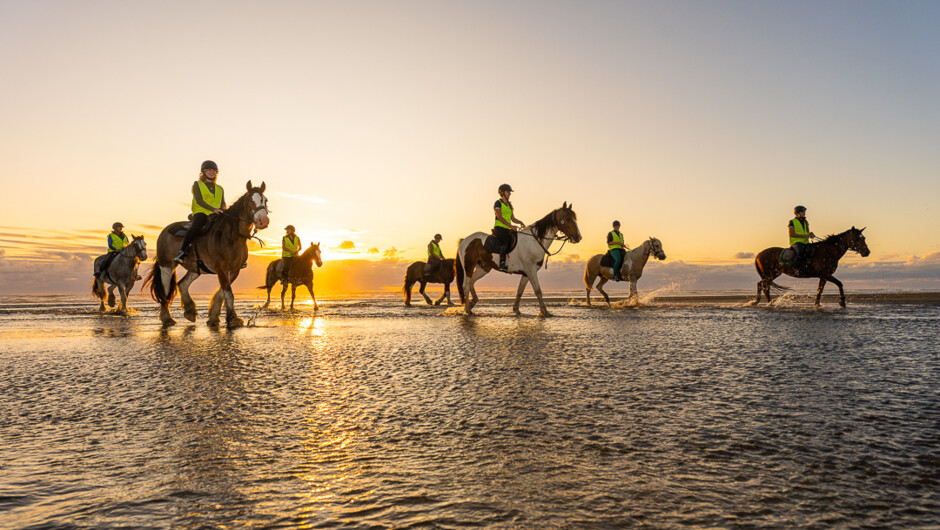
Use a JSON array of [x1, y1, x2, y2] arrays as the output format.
[[584, 237, 666, 305], [456, 202, 582, 316], [92, 235, 148, 312]]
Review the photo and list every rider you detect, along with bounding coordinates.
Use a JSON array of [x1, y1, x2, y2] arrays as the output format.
[[494, 184, 525, 271], [96, 222, 129, 278], [788, 205, 815, 263], [425, 233, 444, 276], [281, 225, 301, 284], [607, 220, 627, 282], [175, 160, 226, 264]]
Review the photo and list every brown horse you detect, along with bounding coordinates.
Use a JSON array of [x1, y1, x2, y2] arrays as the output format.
[[260, 242, 323, 310], [403, 259, 455, 306], [144, 181, 270, 327], [754, 227, 870, 307]]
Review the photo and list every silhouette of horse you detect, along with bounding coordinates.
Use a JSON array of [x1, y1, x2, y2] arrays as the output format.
[[584, 237, 666, 305], [754, 227, 870, 307], [144, 181, 270, 327], [92, 235, 147, 312], [457, 202, 582, 316], [403, 258, 455, 306], [260, 242, 323, 310]]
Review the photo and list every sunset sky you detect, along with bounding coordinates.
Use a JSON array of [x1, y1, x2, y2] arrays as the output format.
[[1, 1, 938, 294]]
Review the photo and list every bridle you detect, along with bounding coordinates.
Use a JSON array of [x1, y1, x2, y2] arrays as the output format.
[[519, 209, 577, 266], [220, 191, 269, 241]]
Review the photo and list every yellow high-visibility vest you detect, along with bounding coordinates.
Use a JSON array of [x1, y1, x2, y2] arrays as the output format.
[[192, 180, 224, 215], [282, 235, 300, 258], [790, 217, 810, 245], [494, 200, 513, 229], [608, 230, 624, 251], [108, 232, 128, 253], [429, 241, 442, 259]]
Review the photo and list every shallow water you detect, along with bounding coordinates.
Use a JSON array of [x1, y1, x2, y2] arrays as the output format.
[[1, 294, 938, 528]]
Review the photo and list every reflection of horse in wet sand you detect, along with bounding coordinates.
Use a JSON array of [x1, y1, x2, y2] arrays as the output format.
[[457, 203, 582, 316], [584, 237, 666, 306], [260, 242, 323, 310], [403, 259, 455, 306], [92, 235, 148, 312], [144, 181, 270, 328], [754, 227, 870, 307]]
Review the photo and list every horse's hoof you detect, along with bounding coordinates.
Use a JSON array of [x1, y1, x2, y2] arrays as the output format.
[[313, 305, 319, 311], [207, 319, 220, 327], [227, 317, 244, 329], [840, 301, 847, 308], [539, 310, 552, 317], [162, 319, 176, 327]]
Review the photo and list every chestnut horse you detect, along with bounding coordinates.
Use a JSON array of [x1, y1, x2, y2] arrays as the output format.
[[260, 242, 323, 311], [402, 258, 455, 306], [754, 227, 869, 307], [456, 203, 582, 316], [92, 235, 148, 312], [144, 181, 270, 327], [584, 237, 666, 305]]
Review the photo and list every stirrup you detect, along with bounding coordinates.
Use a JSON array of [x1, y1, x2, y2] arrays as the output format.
[[174, 251, 187, 264], [499, 262, 508, 272]]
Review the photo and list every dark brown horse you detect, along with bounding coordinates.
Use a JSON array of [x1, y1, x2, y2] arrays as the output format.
[[260, 242, 323, 310], [402, 258, 455, 306], [144, 181, 270, 327], [754, 227, 869, 307]]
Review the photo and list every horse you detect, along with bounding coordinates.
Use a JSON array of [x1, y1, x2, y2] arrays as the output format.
[[259, 242, 323, 310], [754, 227, 870, 307], [92, 235, 148, 312], [456, 202, 582, 316], [144, 181, 270, 327], [584, 237, 666, 306], [402, 258, 456, 306]]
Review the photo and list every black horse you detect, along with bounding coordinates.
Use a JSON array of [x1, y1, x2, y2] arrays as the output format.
[[754, 227, 870, 307]]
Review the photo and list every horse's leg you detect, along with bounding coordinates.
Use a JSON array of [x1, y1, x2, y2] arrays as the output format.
[[528, 271, 551, 317], [512, 276, 530, 314], [434, 284, 447, 306], [829, 275, 846, 307], [443, 282, 452, 306], [207, 289, 224, 326], [404, 276, 414, 306], [464, 276, 479, 315], [107, 284, 116, 308], [305, 281, 318, 310], [158, 266, 176, 326], [629, 280, 639, 305], [218, 274, 241, 328], [596, 277, 611, 306], [815, 277, 827, 307], [262, 279, 272, 309], [280, 281, 288, 311], [585, 272, 595, 305], [95, 279, 106, 311], [118, 282, 129, 312], [419, 281, 432, 305], [756, 280, 764, 304], [290, 283, 298, 311], [178, 271, 200, 322]]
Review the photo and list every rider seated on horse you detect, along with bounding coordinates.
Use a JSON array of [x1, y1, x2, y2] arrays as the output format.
[[95, 222, 128, 278], [789, 205, 815, 263], [425, 234, 444, 276], [175, 160, 226, 264], [607, 220, 627, 281], [281, 225, 301, 284], [493, 184, 526, 272]]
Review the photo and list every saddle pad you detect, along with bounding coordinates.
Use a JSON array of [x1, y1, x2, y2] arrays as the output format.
[[168, 216, 218, 238], [600, 252, 614, 268], [779, 247, 797, 264], [484, 230, 518, 254]]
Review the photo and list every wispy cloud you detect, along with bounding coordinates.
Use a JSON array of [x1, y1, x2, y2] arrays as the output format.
[[734, 252, 755, 259], [336, 241, 356, 250]]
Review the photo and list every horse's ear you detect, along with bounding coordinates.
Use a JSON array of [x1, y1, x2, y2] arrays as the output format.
[[860, 227, 866, 233], [562, 201, 568, 209], [569, 203, 573, 210], [247, 180, 253, 191], [260, 181, 266, 193], [317, 241, 320, 246]]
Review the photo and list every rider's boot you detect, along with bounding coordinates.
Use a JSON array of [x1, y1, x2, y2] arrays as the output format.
[[174, 247, 188, 265], [499, 252, 508, 272]]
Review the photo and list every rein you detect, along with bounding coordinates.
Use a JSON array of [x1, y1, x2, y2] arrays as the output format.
[[219, 200, 269, 240], [518, 221, 571, 268]]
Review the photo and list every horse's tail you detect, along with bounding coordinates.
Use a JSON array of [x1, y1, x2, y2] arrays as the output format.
[[583, 258, 593, 288], [92, 277, 103, 299], [142, 261, 177, 308], [455, 244, 465, 304]]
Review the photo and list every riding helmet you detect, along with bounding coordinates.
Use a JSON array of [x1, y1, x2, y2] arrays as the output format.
[[794, 205, 807, 214], [434, 233, 442, 240], [612, 220, 621, 226], [498, 184, 514, 193], [112, 222, 123, 230], [285, 225, 295, 231], [201, 160, 218, 171]]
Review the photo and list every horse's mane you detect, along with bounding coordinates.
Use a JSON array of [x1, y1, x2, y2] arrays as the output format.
[[817, 229, 854, 246], [217, 188, 259, 233], [530, 207, 573, 240], [298, 243, 319, 262]]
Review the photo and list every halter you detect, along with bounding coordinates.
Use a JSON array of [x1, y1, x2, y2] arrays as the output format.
[[220, 193, 269, 240], [518, 210, 575, 267]]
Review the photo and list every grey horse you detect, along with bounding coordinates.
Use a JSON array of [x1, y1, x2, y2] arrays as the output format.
[[92, 235, 147, 312]]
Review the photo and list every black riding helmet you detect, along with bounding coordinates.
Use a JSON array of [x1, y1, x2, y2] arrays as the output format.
[[498, 184, 513, 193], [112, 222, 123, 230], [201, 160, 218, 172], [794, 205, 807, 214]]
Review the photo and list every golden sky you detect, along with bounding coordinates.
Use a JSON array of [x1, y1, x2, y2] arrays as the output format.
[[1, 1, 939, 293]]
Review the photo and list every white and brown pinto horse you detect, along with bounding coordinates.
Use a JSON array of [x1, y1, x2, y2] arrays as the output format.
[[144, 181, 270, 328], [92, 235, 147, 312], [456, 203, 581, 316], [584, 237, 666, 305]]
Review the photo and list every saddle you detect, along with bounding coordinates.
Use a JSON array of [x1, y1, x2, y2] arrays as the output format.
[[168, 215, 219, 238], [599, 251, 615, 268], [780, 244, 816, 267], [483, 230, 517, 254]]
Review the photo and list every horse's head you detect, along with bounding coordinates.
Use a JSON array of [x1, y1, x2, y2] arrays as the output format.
[[555, 202, 582, 243], [648, 237, 666, 260], [307, 242, 323, 267], [848, 226, 870, 257], [130, 234, 147, 262], [246, 180, 270, 230]]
